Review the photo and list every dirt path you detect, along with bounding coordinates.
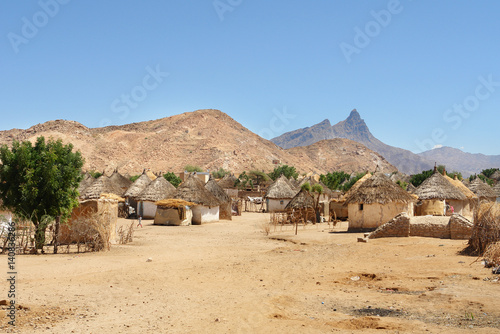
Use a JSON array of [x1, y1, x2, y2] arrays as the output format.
[[1, 212, 500, 333]]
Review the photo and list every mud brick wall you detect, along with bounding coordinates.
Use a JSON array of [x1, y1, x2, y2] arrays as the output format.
[[449, 214, 473, 240], [368, 213, 410, 239]]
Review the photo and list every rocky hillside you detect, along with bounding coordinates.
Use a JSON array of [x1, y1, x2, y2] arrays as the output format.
[[286, 139, 397, 174], [0, 109, 394, 176], [272, 109, 434, 175]]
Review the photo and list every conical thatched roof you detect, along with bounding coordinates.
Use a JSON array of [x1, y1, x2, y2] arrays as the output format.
[[205, 179, 231, 203], [124, 172, 152, 198], [345, 173, 416, 205], [136, 177, 176, 202], [489, 170, 500, 181], [414, 172, 466, 201], [341, 173, 372, 200], [467, 178, 497, 200], [82, 175, 127, 199], [265, 176, 297, 199], [406, 183, 417, 193], [109, 170, 133, 195], [78, 172, 95, 196], [218, 174, 238, 189], [494, 183, 500, 197], [444, 175, 477, 200], [170, 173, 221, 207], [285, 188, 315, 210], [276, 174, 298, 192], [155, 199, 196, 209]]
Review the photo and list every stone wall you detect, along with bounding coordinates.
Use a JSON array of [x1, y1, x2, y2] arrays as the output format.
[[368, 213, 410, 239], [367, 214, 472, 240], [449, 214, 474, 240]]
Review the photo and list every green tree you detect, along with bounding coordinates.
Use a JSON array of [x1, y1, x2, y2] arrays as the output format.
[[88, 170, 102, 178], [268, 165, 298, 181], [164, 172, 182, 188], [184, 165, 203, 173], [0, 137, 84, 254], [342, 172, 367, 192], [211, 168, 230, 179], [320, 171, 350, 190], [410, 169, 434, 188], [248, 170, 271, 186], [481, 168, 499, 179], [396, 180, 408, 189]]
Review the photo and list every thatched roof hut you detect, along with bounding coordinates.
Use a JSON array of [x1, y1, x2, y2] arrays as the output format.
[[494, 183, 500, 198], [444, 175, 478, 201], [78, 172, 95, 196], [172, 173, 220, 207], [266, 176, 297, 199], [414, 172, 466, 201], [285, 188, 315, 210], [156, 199, 196, 209], [345, 173, 415, 231], [406, 183, 416, 193], [217, 174, 238, 189], [345, 173, 415, 205], [490, 170, 500, 181], [136, 177, 176, 202], [341, 173, 372, 200], [206, 178, 232, 220], [109, 170, 133, 194], [82, 175, 127, 199], [124, 171, 152, 198], [467, 178, 497, 201], [206, 179, 231, 203]]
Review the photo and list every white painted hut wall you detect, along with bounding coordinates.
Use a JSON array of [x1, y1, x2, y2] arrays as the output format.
[[267, 199, 291, 212], [139, 201, 158, 219], [192, 205, 219, 224]]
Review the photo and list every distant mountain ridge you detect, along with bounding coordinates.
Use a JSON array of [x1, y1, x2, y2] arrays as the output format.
[[0, 109, 396, 176], [272, 110, 434, 175], [272, 109, 500, 176], [418, 147, 500, 176]]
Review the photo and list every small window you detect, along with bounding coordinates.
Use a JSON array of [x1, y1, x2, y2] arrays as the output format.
[[280, 200, 284, 205], [359, 203, 364, 211]]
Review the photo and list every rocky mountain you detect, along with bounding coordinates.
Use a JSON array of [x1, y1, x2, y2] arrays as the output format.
[[286, 139, 397, 174], [0, 109, 395, 176], [272, 109, 434, 175], [418, 147, 500, 176]]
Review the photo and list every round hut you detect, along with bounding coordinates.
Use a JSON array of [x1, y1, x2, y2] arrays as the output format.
[[285, 188, 316, 223], [205, 178, 232, 220], [265, 175, 298, 212], [154, 199, 195, 226], [444, 174, 478, 217], [78, 172, 95, 198], [124, 170, 153, 215], [467, 178, 497, 203], [135, 177, 176, 219], [414, 171, 466, 216], [170, 173, 221, 224], [109, 170, 133, 196], [344, 172, 416, 231], [217, 174, 239, 198]]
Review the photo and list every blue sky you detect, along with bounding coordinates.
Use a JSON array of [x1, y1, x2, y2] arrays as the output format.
[[1, 1, 499, 155]]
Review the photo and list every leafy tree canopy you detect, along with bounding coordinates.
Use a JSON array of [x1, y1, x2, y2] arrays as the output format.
[[481, 168, 499, 179], [320, 171, 350, 190], [268, 165, 298, 181], [342, 172, 367, 192], [164, 172, 182, 188], [130, 175, 141, 182], [88, 170, 102, 179], [212, 167, 230, 179], [0, 137, 84, 253]]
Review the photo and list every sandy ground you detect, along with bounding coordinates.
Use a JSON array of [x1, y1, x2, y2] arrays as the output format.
[[1, 212, 500, 333]]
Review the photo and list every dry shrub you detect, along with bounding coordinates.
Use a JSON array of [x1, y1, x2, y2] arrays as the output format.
[[117, 222, 134, 244], [483, 242, 500, 267], [463, 202, 500, 256], [65, 205, 113, 252]]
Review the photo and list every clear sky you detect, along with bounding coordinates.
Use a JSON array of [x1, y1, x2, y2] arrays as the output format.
[[1, 1, 499, 155]]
